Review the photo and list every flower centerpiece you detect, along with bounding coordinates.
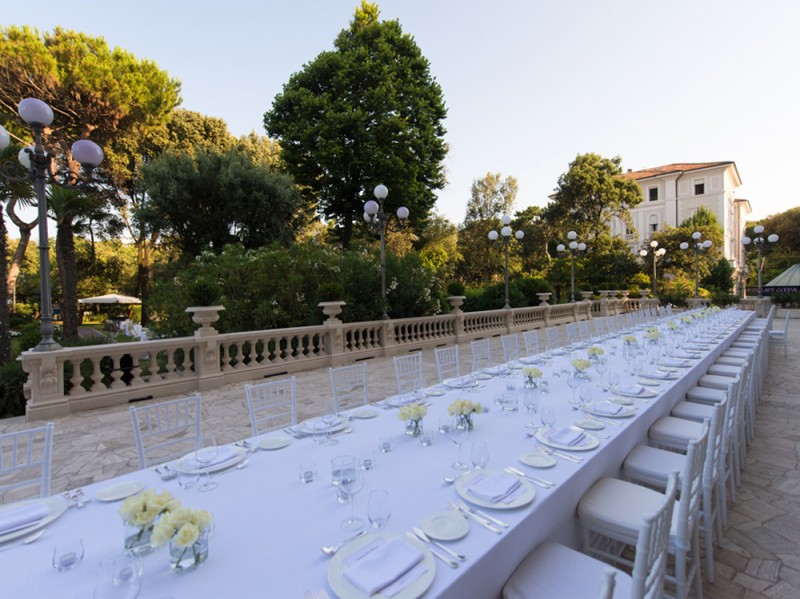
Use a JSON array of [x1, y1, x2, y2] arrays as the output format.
[[522, 367, 543, 389], [119, 489, 179, 557], [680, 314, 694, 325], [586, 346, 604, 360], [152, 506, 214, 573], [448, 399, 483, 431], [645, 327, 660, 341], [666, 320, 680, 331], [398, 402, 428, 437], [571, 358, 592, 380], [623, 335, 637, 346]]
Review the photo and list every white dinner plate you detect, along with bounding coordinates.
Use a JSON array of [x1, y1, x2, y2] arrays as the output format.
[[518, 452, 556, 468], [442, 377, 476, 389], [574, 418, 604, 431], [259, 437, 291, 450], [583, 405, 636, 419], [420, 511, 469, 541], [95, 480, 145, 502], [296, 417, 350, 434], [637, 379, 663, 387], [534, 428, 600, 452], [475, 373, 492, 381], [328, 533, 435, 599], [424, 389, 445, 397], [658, 360, 691, 368], [483, 366, 510, 376], [384, 395, 421, 408], [456, 469, 536, 509], [352, 409, 378, 419], [519, 356, 543, 365], [0, 495, 68, 544], [614, 387, 657, 398], [176, 445, 247, 474], [608, 397, 634, 406]]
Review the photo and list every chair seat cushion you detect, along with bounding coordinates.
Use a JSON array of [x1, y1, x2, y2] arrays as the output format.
[[502, 541, 633, 599], [698, 374, 734, 391], [624, 445, 685, 487], [722, 349, 751, 358], [715, 356, 747, 367], [686, 385, 726, 404], [731, 341, 758, 349], [707, 364, 741, 378], [579, 478, 679, 543], [649, 416, 704, 449], [672, 400, 714, 422]]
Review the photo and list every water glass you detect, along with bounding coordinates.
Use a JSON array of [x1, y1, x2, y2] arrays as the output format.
[[367, 489, 391, 529], [523, 388, 539, 414], [418, 431, 434, 447], [93, 554, 141, 599], [358, 451, 376, 471], [178, 470, 198, 490], [299, 461, 316, 484], [195, 434, 219, 492], [540, 406, 556, 429], [340, 469, 365, 531], [437, 418, 452, 434], [470, 441, 490, 469], [52, 538, 84, 572], [378, 436, 393, 453], [331, 455, 356, 487]]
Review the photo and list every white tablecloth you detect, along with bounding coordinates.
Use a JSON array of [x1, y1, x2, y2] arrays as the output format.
[[0, 310, 753, 598]]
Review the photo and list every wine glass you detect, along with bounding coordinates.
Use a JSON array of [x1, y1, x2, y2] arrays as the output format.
[[470, 441, 490, 470], [608, 371, 620, 393], [578, 383, 593, 410], [566, 371, 580, 408], [593, 357, 608, 390], [540, 406, 556, 430], [340, 468, 365, 531], [316, 413, 340, 446], [367, 489, 391, 529], [195, 434, 219, 492], [448, 419, 469, 471]]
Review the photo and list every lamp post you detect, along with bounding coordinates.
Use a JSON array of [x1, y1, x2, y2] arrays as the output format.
[[556, 231, 586, 302], [679, 231, 712, 299], [741, 226, 778, 298], [487, 215, 524, 309], [639, 240, 667, 296], [363, 184, 409, 319], [0, 98, 103, 351]]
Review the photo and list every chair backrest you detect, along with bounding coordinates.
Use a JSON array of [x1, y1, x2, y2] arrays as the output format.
[[779, 312, 789, 335], [565, 323, 578, 344], [545, 327, 560, 350], [674, 420, 710, 548], [394, 352, 424, 394], [0, 422, 53, 502], [329, 364, 368, 413], [246, 377, 297, 435], [501, 334, 520, 364], [522, 330, 540, 356], [593, 317, 606, 337], [434, 346, 460, 383], [631, 471, 679, 599], [130, 394, 202, 469], [470, 339, 492, 372], [703, 403, 724, 490], [578, 321, 591, 341]]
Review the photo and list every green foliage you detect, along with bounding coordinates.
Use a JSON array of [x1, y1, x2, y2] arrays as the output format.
[[0, 360, 27, 418], [187, 277, 221, 307], [264, 1, 447, 248], [650, 224, 723, 284], [462, 283, 526, 312], [513, 277, 555, 305], [702, 257, 735, 293], [447, 281, 465, 297], [680, 205, 719, 229], [758, 207, 800, 254], [147, 243, 443, 337], [710, 290, 739, 306], [770, 290, 800, 308], [464, 173, 518, 224]]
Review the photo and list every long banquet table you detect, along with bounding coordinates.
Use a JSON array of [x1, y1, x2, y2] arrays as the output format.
[[0, 309, 754, 598]]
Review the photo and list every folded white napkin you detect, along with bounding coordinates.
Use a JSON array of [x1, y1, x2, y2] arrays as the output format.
[[616, 384, 645, 395], [519, 356, 543, 365], [588, 402, 624, 416], [484, 365, 509, 375], [184, 445, 239, 470], [641, 370, 671, 380], [660, 358, 687, 367], [467, 473, 521, 503], [344, 538, 424, 596], [389, 393, 417, 406], [312, 416, 342, 430], [0, 502, 48, 535], [546, 427, 586, 446], [445, 376, 473, 388], [671, 352, 698, 359]]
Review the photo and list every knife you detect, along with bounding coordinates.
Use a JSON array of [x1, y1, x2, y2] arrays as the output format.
[[448, 501, 502, 534]]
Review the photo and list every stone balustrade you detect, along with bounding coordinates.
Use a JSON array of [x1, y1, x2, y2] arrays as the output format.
[[20, 299, 643, 420]]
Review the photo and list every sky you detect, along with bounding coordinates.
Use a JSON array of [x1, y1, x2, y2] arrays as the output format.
[[3, 0, 799, 226]]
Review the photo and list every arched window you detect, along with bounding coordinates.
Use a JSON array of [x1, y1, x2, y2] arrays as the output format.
[[648, 214, 659, 232]]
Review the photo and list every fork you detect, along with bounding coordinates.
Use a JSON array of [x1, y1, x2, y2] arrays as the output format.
[[504, 466, 555, 489], [537, 445, 583, 463]]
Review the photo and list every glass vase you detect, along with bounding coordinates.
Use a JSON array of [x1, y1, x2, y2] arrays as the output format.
[[123, 521, 155, 558], [169, 528, 209, 573], [455, 414, 473, 432], [524, 376, 538, 389], [405, 418, 423, 437]]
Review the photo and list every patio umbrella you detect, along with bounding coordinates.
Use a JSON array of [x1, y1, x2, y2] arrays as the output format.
[[78, 293, 142, 305]]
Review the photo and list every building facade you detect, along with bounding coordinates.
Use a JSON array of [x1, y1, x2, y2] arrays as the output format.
[[611, 162, 751, 271]]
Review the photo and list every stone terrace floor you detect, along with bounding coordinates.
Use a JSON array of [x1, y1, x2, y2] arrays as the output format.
[[1, 311, 798, 598]]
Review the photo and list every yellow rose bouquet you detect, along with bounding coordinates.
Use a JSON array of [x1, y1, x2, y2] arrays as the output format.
[[398, 402, 428, 436], [152, 506, 214, 572], [119, 489, 179, 557]]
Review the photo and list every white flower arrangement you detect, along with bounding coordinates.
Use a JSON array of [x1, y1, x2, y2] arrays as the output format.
[[571, 358, 592, 372], [152, 506, 213, 549], [398, 402, 427, 422], [666, 320, 680, 330], [680, 315, 694, 324], [623, 335, 637, 345], [119, 489, 179, 528], [447, 399, 483, 416], [587, 346, 604, 358], [645, 327, 660, 340], [522, 367, 543, 379]]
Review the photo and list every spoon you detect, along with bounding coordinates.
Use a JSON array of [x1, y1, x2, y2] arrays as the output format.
[[321, 530, 366, 555], [444, 470, 471, 484]]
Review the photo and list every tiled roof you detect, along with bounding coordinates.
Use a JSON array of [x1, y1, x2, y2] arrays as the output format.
[[622, 162, 735, 181]]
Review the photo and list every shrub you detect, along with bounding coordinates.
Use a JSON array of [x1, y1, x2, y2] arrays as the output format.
[[512, 277, 554, 305]]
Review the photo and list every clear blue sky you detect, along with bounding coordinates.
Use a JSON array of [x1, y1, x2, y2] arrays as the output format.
[[4, 0, 798, 224]]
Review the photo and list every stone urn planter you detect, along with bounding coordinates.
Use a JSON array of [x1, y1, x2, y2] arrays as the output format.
[[619, 290, 630, 300], [580, 291, 594, 302], [599, 290, 612, 300], [318, 301, 346, 323], [536, 292, 552, 306], [447, 296, 466, 313], [639, 289, 651, 299], [186, 306, 225, 336]]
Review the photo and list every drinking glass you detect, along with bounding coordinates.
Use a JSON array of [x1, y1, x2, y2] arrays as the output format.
[[299, 461, 316, 484], [470, 441, 490, 469], [608, 371, 620, 392], [438, 418, 452, 435], [93, 554, 141, 599], [340, 468, 365, 531], [578, 383, 593, 410], [566, 371, 580, 407], [331, 455, 356, 487], [540, 406, 556, 430], [448, 419, 469, 471], [593, 357, 608, 390], [523, 388, 539, 414], [52, 538, 84, 572], [195, 434, 219, 492], [367, 490, 391, 529], [316, 413, 340, 446]]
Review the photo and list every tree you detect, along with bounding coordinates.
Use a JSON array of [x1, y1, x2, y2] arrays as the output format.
[[544, 153, 642, 240], [165, 109, 233, 155], [464, 173, 518, 223], [264, 1, 447, 248], [650, 223, 723, 285], [417, 212, 460, 284], [0, 26, 181, 333], [141, 147, 301, 259]]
